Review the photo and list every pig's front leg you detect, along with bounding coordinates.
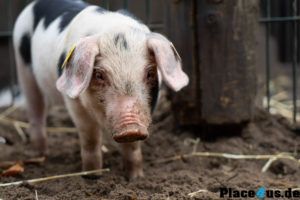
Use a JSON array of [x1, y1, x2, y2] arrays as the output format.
[[120, 142, 144, 179], [65, 99, 103, 173], [80, 125, 103, 173]]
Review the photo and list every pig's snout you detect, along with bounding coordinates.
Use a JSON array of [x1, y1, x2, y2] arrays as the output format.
[[113, 115, 149, 143], [113, 127, 149, 143], [110, 97, 150, 143]]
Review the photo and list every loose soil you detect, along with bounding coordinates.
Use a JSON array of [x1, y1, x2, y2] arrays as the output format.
[[0, 94, 299, 200]]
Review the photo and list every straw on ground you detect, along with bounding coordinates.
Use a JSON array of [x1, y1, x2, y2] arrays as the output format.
[[0, 168, 110, 187], [150, 151, 300, 165], [0, 106, 77, 134], [188, 189, 208, 197]]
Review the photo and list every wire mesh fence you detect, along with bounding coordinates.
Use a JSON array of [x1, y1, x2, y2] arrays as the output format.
[[260, 0, 299, 123]]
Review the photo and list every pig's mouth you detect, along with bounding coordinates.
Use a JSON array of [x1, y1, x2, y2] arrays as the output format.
[[112, 115, 149, 143]]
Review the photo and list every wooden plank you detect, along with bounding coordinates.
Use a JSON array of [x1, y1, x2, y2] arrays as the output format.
[[109, 0, 124, 11], [165, 0, 201, 124], [150, 0, 164, 24], [128, 0, 146, 23], [166, 0, 258, 125], [196, 0, 258, 124]]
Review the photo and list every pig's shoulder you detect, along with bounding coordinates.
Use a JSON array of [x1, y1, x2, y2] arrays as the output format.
[[33, 0, 89, 32]]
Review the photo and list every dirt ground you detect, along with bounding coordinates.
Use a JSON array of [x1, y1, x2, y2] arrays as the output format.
[[0, 94, 299, 200]]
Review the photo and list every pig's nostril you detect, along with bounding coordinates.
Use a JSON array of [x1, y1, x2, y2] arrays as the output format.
[[118, 119, 146, 129], [113, 129, 148, 143], [116, 114, 147, 130], [112, 121, 149, 143]]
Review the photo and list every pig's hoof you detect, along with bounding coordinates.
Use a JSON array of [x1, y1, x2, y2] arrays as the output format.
[[113, 130, 148, 143], [126, 169, 144, 181], [30, 135, 48, 156]]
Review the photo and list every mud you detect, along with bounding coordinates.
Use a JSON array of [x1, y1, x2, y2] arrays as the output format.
[[0, 95, 299, 200]]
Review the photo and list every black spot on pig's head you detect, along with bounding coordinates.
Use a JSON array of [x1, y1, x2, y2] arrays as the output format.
[[114, 33, 128, 50], [125, 81, 134, 95]]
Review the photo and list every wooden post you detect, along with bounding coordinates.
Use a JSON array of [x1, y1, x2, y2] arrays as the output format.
[[166, 0, 258, 125]]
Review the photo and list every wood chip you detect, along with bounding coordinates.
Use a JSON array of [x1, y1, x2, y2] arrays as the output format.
[[2, 163, 24, 177]]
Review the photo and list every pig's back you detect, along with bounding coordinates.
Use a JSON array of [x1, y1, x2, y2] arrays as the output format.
[[13, 0, 90, 103], [13, 0, 89, 68]]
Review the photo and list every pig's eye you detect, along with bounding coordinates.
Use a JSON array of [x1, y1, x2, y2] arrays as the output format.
[[146, 67, 157, 81], [95, 71, 105, 83], [97, 73, 104, 80], [147, 71, 154, 79]]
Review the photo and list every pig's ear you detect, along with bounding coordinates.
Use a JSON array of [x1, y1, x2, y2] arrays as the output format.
[[56, 36, 100, 98], [147, 33, 189, 92]]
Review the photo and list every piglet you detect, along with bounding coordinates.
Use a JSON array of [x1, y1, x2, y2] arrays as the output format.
[[13, 0, 189, 179]]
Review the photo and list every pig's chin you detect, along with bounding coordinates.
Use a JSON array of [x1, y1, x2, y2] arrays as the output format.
[[112, 124, 149, 143]]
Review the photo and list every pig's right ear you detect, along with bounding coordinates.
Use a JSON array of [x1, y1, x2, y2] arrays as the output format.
[[56, 36, 100, 99]]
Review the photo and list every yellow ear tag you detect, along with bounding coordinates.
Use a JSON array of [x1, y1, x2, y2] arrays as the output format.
[[61, 45, 76, 69]]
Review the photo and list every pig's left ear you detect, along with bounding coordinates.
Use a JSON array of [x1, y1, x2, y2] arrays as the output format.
[[56, 36, 100, 98], [147, 33, 189, 92]]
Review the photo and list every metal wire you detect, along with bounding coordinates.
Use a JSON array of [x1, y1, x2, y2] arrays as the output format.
[[123, 0, 128, 9], [265, 0, 271, 112], [6, 0, 16, 105], [146, 0, 151, 25], [103, 0, 109, 9], [292, 0, 298, 122], [259, 16, 300, 22], [0, 31, 12, 37]]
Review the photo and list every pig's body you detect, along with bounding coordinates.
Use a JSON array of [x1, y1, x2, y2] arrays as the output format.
[[13, 0, 188, 179]]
